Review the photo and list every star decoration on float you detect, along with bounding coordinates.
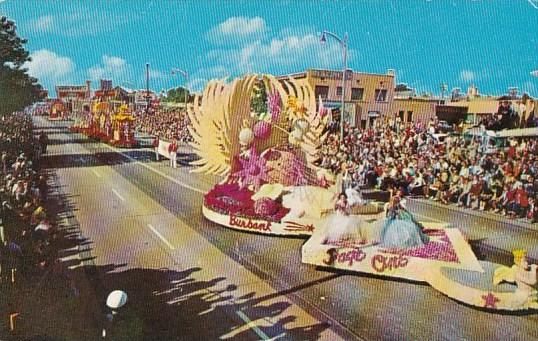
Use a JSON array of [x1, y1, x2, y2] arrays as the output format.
[[232, 147, 272, 191], [481, 292, 500, 309]]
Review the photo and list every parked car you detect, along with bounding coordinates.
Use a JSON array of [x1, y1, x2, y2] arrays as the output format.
[[438, 120, 454, 133]]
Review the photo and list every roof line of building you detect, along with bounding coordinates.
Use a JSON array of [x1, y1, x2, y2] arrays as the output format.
[[276, 68, 396, 79], [307, 68, 395, 77]]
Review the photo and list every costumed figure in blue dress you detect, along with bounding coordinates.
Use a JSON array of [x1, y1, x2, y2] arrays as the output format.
[[379, 195, 429, 249]]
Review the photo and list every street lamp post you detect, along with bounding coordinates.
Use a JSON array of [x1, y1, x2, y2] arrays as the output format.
[[320, 30, 348, 142], [171, 68, 189, 112], [145, 63, 150, 114]]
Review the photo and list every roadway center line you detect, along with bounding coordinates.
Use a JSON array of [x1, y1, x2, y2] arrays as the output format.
[[103, 144, 205, 194], [111, 189, 125, 202], [147, 224, 176, 250], [92, 169, 102, 178], [235, 310, 271, 340]]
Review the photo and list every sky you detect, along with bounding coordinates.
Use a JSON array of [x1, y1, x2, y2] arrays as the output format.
[[1, 0, 537, 97]]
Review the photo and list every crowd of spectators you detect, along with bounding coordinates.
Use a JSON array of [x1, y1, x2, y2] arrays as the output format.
[[135, 108, 193, 143], [479, 99, 538, 131], [317, 111, 538, 223], [0, 112, 55, 282]]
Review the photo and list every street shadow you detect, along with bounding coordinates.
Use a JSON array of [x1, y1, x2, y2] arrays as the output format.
[[4, 168, 332, 341], [40, 152, 137, 169], [70, 264, 332, 341], [177, 152, 200, 166], [47, 138, 98, 145]]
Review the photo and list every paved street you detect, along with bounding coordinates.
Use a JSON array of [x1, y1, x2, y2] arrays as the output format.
[[37, 117, 538, 341]]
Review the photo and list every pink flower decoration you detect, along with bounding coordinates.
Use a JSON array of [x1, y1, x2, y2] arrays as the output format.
[[254, 197, 278, 216], [204, 181, 290, 222], [319, 107, 328, 118], [381, 229, 459, 263], [204, 183, 254, 215], [267, 92, 282, 122], [232, 147, 272, 191], [253, 121, 272, 140], [288, 155, 308, 185]]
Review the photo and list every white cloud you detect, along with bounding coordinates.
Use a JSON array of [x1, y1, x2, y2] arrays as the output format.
[[88, 55, 131, 82], [187, 78, 209, 92], [217, 16, 266, 36], [460, 70, 475, 82], [149, 69, 168, 80], [206, 33, 344, 75], [24, 49, 75, 83], [30, 15, 54, 32], [208, 16, 266, 43], [186, 66, 230, 92]]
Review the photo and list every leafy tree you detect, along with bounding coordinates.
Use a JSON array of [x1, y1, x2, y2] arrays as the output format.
[[0, 16, 45, 116], [250, 80, 267, 115], [163, 87, 192, 103]]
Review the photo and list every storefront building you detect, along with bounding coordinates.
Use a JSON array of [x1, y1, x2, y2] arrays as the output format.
[[390, 97, 439, 124], [277, 68, 395, 128], [55, 80, 92, 113]]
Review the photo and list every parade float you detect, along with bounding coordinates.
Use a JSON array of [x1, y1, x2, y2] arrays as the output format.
[[189, 74, 538, 312], [48, 99, 65, 121], [188, 74, 378, 236], [70, 101, 137, 148], [108, 104, 137, 148], [89, 101, 110, 140]]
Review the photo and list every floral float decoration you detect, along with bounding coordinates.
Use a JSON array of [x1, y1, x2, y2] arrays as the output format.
[[188, 74, 533, 312], [188, 74, 334, 236], [70, 102, 138, 148]]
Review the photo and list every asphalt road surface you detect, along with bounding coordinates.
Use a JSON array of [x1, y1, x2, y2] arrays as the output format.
[[37, 117, 538, 341]]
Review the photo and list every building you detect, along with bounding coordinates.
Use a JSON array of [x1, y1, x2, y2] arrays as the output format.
[[394, 83, 417, 99], [38, 89, 49, 99], [390, 97, 439, 124], [436, 105, 468, 125], [277, 68, 395, 128], [100, 79, 113, 91], [55, 80, 92, 112], [55, 80, 91, 102], [444, 97, 500, 124], [134, 90, 158, 111]]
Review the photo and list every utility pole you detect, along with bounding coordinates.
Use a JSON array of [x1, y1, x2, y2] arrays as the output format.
[[319, 30, 349, 142], [146, 63, 150, 114]]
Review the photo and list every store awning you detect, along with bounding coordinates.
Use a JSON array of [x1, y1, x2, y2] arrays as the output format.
[[322, 102, 342, 109]]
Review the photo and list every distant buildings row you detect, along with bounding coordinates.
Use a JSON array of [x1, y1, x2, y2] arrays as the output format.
[[53, 79, 159, 113], [278, 69, 537, 129], [50, 70, 536, 128]]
